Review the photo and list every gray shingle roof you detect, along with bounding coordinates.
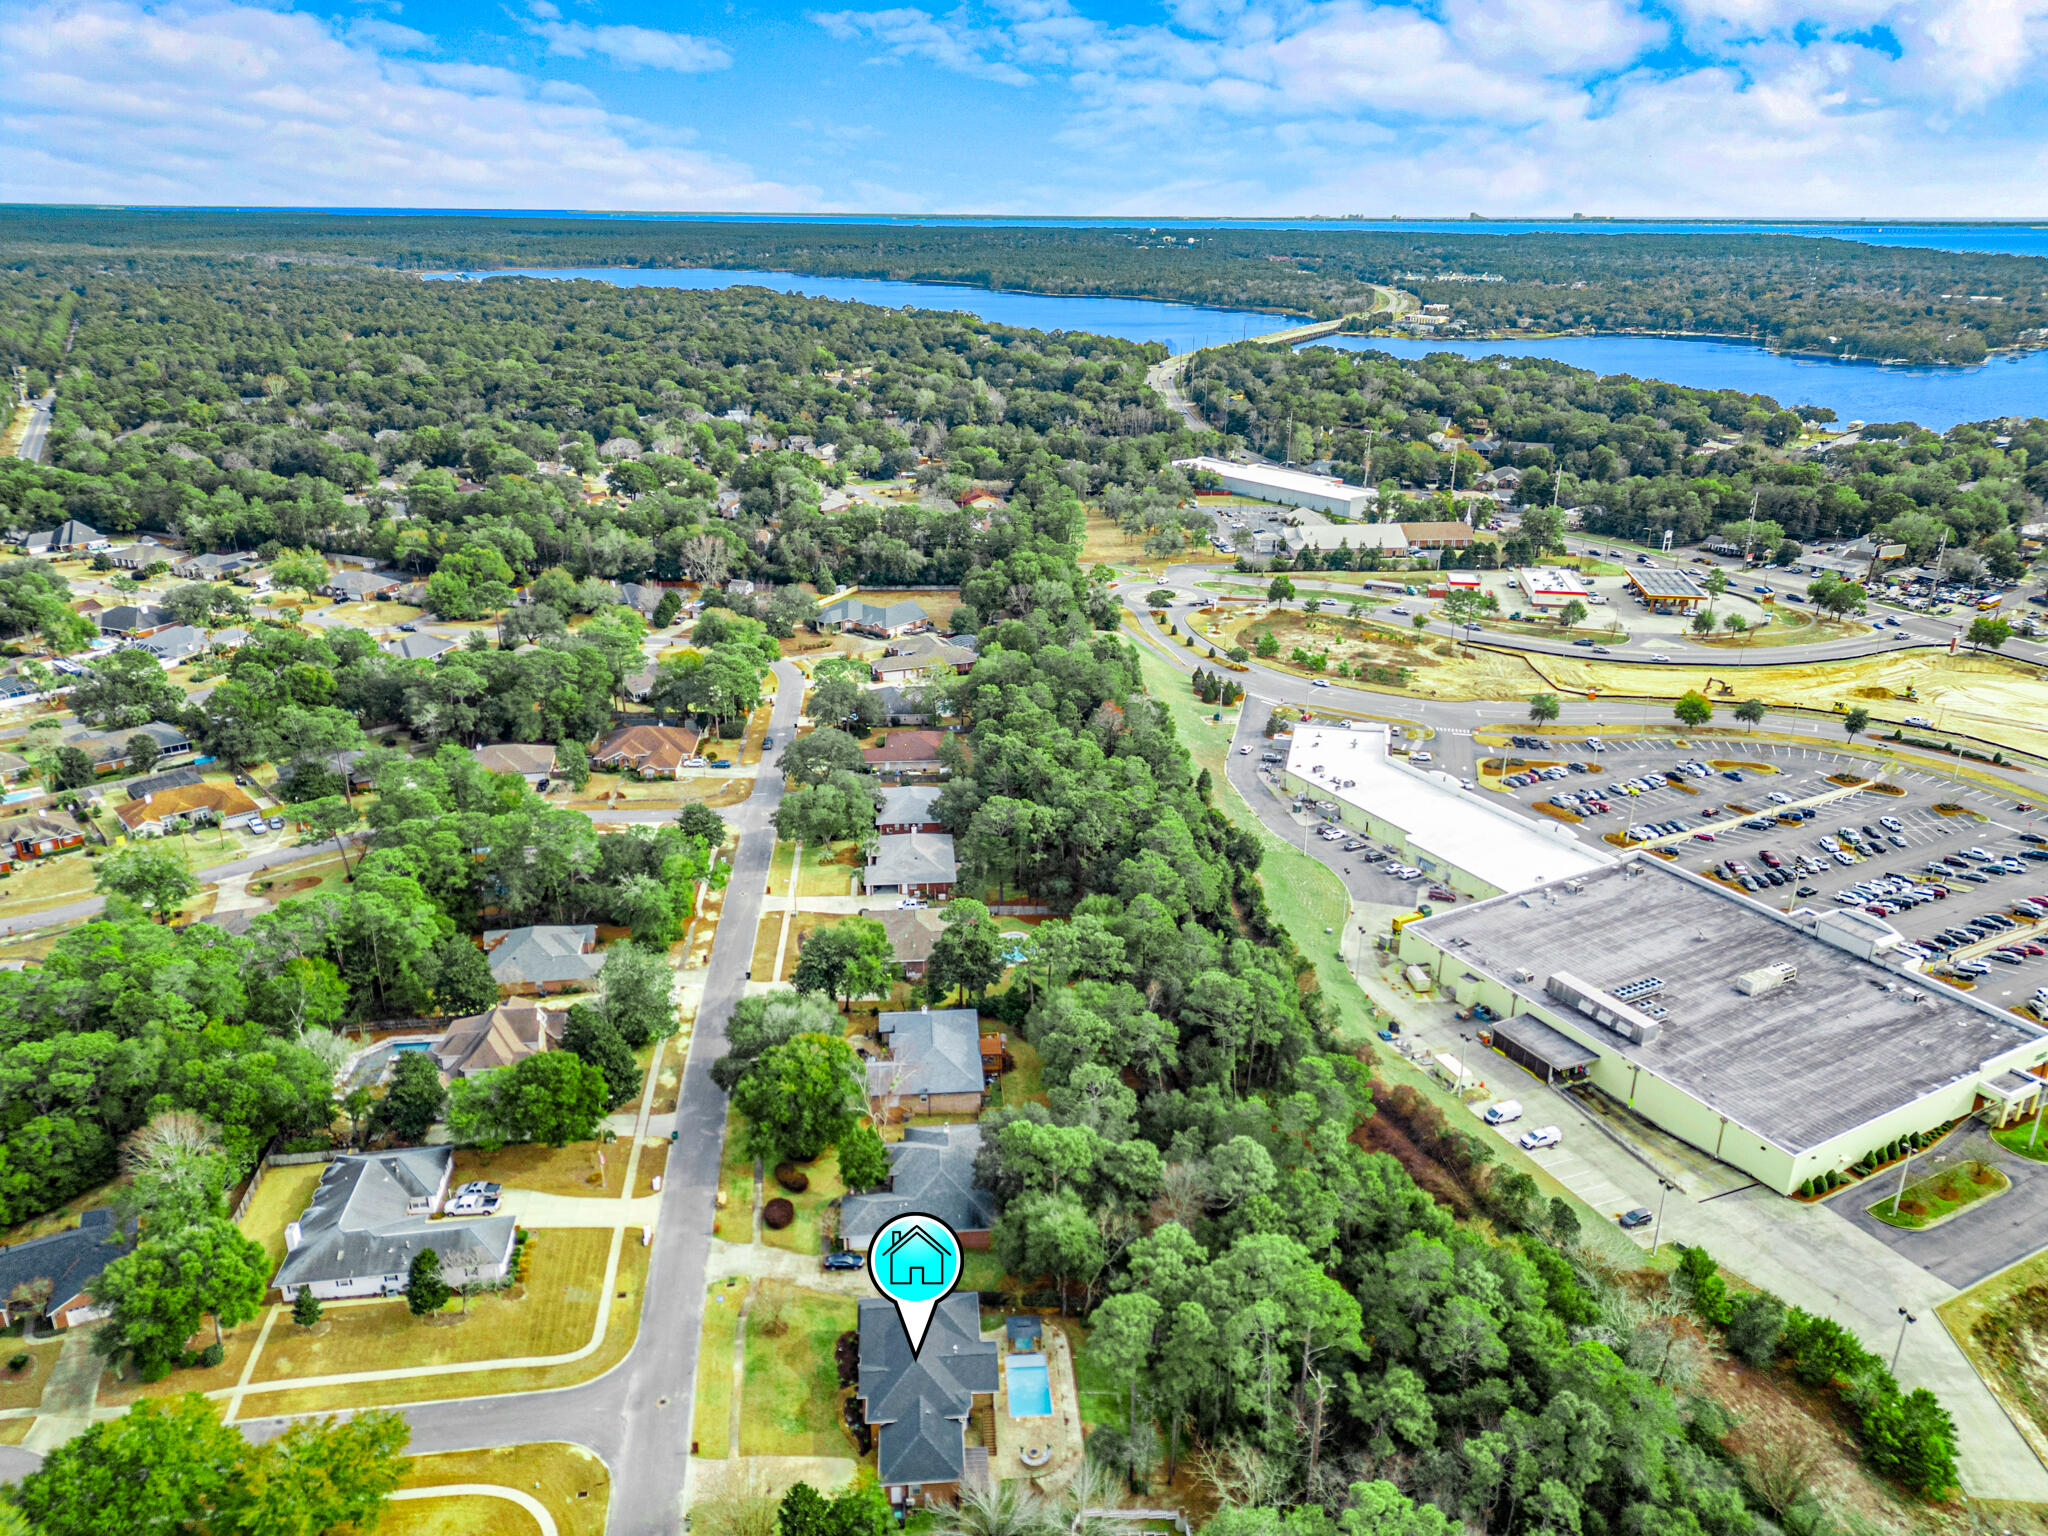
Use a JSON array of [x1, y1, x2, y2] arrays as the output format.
[[858, 1293, 998, 1487], [0, 1209, 133, 1313], [273, 1148, 512, 1291], [877, 786, 943, 827], [485, 925, 602, 987], [866, 833, 957, 888], [840, 1125, 997, 1249], [868, 1008, 983, 1099]]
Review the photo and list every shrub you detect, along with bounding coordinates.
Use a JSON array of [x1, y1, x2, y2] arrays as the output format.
[[196, 1341, 224, 1370], [774, 1163, 810, 1193], [763, 1197, 795, 1230], [6, 1353, 27, 1373], [1725, 1292, 1787, 1366]]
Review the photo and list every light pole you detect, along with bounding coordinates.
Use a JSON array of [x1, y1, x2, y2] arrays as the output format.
[[1650, 1177, 1679, 1256], [1892, 1307, 1917, 1374]]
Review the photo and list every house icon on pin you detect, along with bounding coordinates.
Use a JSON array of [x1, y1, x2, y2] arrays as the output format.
[[882, 1222, 951, 1289]]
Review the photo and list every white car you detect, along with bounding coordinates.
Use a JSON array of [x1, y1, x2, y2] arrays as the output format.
[[1238, 745, 1252, 755], [1649, 654, 1671, 663], [1880, 816, 1903, 832], [1411, 751, 1433, 763], [446, 1193, 501, 1216], [1311, 679, 1331, 688], [1518, 1126, 1563, 1151], [897, 897, 927, 909], [684, 756, 709, 768], [1767, 791, 1792, 805], [1483, 1100, 1523, 1125]]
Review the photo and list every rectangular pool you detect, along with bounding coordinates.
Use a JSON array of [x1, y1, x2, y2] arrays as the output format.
[[1006, 1353, 1052, 1418]]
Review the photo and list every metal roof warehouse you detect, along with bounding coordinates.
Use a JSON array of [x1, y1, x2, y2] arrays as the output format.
[[1283, 723, 1612, 899], [1397, 854, 2048, 1193]]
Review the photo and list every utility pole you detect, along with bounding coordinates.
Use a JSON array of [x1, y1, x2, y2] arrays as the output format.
[[1649, 1177, 1678, 1256], [1742, 491, 1758, 562], [1892, 1307, 1917, 1374]]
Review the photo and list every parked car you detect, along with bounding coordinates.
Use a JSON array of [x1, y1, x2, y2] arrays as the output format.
[[823, 1251, 865, 1271], [1483, 1100, 1523, 1125], [1619, 1208, 1654, 1229], [1518, 1126, 1562, 1151]]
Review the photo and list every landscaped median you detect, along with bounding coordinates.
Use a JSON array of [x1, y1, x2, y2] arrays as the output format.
[[385, 1441, 611, 1536], [1866, 1159, 2009, 1229]]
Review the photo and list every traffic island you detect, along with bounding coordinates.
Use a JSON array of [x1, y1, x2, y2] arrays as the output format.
[[1868, 1160, 2010, 1229]]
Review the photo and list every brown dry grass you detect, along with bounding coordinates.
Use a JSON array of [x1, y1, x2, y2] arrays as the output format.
[[397, 1443, 611, 1536], [453, 1144, 627, 1198], [0, 1340, 63, 1413]]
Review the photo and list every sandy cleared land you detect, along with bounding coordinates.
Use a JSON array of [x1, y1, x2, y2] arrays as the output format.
[[1533, 649, 2048, 759]]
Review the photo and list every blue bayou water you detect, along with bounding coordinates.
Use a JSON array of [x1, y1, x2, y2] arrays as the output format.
[[429, 266, 2048, 429], [312, 209, 2048, 257]]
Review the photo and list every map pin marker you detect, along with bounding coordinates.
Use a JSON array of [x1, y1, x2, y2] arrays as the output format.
[[870, 1212, 963, 1357]]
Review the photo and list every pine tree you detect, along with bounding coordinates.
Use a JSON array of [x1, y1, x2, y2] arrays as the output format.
[[406, 1249, 450, 1318], [291, 1288, 322, 1328]]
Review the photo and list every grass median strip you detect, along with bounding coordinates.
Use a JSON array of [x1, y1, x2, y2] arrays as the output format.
[[692, 1280, 745, 1459]]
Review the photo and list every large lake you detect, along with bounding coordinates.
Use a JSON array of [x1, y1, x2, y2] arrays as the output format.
[[434, 266, 2048, 430]]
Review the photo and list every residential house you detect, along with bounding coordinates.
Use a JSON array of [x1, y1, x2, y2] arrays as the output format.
[[134, 625, 208, 664], [863, 732, 952, 778], [482, 924, 604, 994], [105, 541, 173, 570], [0, 750, 29, 784], [94, 604, 174, 638], [431, 1002, 564, 1081], [724, 578, 756, 598], [321, 569, 402, 601], [869, 685, 929, 726], [170, 550, 260, 581], [211, 628, 250, 651], [616, 582, 666, 617], [115, 781, 260, 837], [877, 786, 944, 835], [865, 832, 958, 897], [870, 634, 976, 684], [818, 598, 931, 638], [473, 742, 556, 783], [591, 724, 700, 778], [878, 906, 945, 979], [856, 1293, 999, 1506], [840, 1125, 997, 1250], [866, 1006, 984, 1118], [61, 719, 194, 771], [24, 521, 107, 556], [125, 765, 205, 800], [0, 814, 86, 861], [0, 1209, 135, 1331], [273, 1147, 516, 1303], [384, 633, 459, 663]]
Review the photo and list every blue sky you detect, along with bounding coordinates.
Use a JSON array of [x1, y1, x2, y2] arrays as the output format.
[[3, 0, 2045, 214]]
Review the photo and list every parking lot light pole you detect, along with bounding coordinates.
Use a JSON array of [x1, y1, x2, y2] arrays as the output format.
[[1891, 1147, 1916, 1216], [1650, 1177, 1678, 1256], [1892, 1307, 1917, 1374]]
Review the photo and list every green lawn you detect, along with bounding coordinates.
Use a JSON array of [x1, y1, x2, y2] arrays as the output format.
[[693, 1280, 745, 1459], [764, 1146, 846, 1256], [717, 1106, 756, 1241], [1868, 1160, 2009, 1228], [956, 1249, 1008, 1296], [797, 841, 864, 898], [1060, 1315, 1129, 1433], [737, 1282, 856, 1456], [992, 1036, 1046, 1110], [1993, 1118, 2048, 1162]]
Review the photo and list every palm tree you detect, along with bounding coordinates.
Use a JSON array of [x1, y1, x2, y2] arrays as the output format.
[[931, 1480, 1056, 1536]]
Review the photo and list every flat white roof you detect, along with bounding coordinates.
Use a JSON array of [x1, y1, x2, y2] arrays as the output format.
[[1286, 724, 1613, 894], [1517, 566, 1593, 601], [1176, 456, 1374, 514]]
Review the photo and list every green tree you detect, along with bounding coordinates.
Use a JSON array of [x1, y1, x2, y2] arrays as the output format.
[[1086, 1291, 1162, 1432], [1526, 693, 1559, 724], [836, 1122, 891, 1192], [593, 939, 677, 1047], [1809, 572, 1868, 621], [1844, 705, 1872, 742], [292, 1287, 324, 1328], [1722, 612, 1748, 640], [927, 898, 1006, 1004], [1146, 589, 1176, 610], [1254, 629, 1279, 658], [783, 727, 868, 786], [1735, 697, 1767, 729], [94, 847, 197, 924], [563, 1006, 641, 1110], [1691, 608, 1716, 636], [51, 745, 97, 791], [991, 1188, 1103, 1313], [711, 989, 843, 1092], [431, 935, 499, 1016], [69, 648, 185, 730], [12, 1395, 243, 1535], [1673, 690, 1713, 728], [555, 738, 591, 789], [1967, 615, 2013, 651], [406, 1248, 450, 1317], [777, 771, 883, 844], [1702, 566, 1730, 600], [373, 1050, 447, 1143], [124, 731, 160, 776], [213, 1410, 412, 1535], [791, 915, 895, 1013], [268, 547, 331, 597], [92, 1218, 271, 1374], [496, 1050, 610, 1146], [1557, 598, 1588, 630], [1266, 576, 1295, 602], [288, 794, 361, 876], [653, 589, 684, 628], [731, 1033, 865, 1164]]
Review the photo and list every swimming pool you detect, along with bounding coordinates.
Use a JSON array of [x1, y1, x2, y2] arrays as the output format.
[[392, 1041, 433, 1053], [1006, 1353, 1052, 1418]]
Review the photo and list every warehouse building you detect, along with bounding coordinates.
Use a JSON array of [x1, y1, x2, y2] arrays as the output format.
[[1176, 456, 1375, 519], [1283, 723, 1612, 898], [1398, 855, 2048, 1194]]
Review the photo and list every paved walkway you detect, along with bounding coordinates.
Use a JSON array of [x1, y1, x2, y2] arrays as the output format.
[[390, 1483, 559, 1536], [22, 1327, 104, 1453], [496, 1189, 663, 1229]]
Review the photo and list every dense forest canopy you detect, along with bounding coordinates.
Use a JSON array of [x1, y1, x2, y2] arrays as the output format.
[[1187, 342, 2048, 568], [3, 209, 2047, 365]]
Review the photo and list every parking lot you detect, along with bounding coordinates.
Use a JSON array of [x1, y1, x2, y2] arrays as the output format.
[[1203, 500, 1301, 556], [1484, 735, 2048, 1006]]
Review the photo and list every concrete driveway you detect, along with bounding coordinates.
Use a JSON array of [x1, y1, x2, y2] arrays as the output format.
[[1833, 1126, 2048, 1289]]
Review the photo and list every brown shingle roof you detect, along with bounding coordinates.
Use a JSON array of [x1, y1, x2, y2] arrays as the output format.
[[592, 724, 700, 773], [114, 781, 258, 830]]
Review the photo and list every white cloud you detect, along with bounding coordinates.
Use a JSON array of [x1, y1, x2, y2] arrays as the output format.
[[521, 14, 733, 73], [0, 0, 799, 207], [807, 6, 1035, 83]]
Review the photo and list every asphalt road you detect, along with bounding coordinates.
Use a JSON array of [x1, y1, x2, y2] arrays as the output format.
[[225, 661, 805, 1532], [14, 392, 54, 463]]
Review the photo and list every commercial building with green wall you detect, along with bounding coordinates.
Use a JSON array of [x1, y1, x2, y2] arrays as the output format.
[[1398, 854, 2048, 1195]]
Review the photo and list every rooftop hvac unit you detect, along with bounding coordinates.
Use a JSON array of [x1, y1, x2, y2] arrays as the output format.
[[1736, 963, 1798, 997], [1545, 970, 1662, 1045], [1512, 968, 1535, 984]]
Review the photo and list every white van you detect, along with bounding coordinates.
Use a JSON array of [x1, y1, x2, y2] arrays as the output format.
[[1484, 1100, 1523, 1125]]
